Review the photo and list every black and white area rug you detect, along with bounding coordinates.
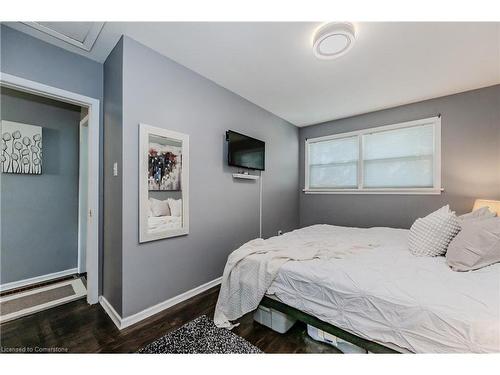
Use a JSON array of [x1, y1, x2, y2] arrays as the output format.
[[138, 315, 263, 354]]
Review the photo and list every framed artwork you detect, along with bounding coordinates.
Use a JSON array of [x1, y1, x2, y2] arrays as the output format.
[[139, 123, 189, 243], [1, 120, 42, 174], [148, 138, 182, 191]]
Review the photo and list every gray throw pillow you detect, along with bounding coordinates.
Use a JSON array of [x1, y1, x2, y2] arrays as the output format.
[[446, 217, 500, 271], [458, 206, 496, 224]]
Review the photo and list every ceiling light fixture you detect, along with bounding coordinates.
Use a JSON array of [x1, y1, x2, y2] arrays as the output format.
[[312, 22, 356, 60]]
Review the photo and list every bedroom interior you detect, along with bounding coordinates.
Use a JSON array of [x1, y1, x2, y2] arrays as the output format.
[[1, 1, 500, 371]]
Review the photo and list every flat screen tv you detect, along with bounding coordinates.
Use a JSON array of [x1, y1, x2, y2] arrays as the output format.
[[226, 130, 265, 171]]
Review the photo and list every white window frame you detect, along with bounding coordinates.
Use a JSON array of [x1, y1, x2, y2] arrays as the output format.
[[304, 116, 442, 195]]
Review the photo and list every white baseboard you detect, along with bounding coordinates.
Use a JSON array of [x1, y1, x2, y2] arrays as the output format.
[[98, 295, 122, 329], [99, 276, 222, 330], [0, 268, 78, 292]]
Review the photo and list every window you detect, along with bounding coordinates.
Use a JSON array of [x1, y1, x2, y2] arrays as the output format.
[[308, 136, 358, 189], [305, 116, 441, 194]]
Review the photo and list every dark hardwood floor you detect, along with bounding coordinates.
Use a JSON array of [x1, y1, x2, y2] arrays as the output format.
[[0, 286, 341, 353]]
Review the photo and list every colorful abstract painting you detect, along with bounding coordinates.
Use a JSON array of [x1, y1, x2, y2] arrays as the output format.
[[148, 139, 182, 191]]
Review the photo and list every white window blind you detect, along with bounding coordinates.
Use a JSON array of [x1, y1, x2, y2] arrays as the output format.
[[305, 117, 441, 194], [363, 124, 434, 188], [308, 136, 358, 188]]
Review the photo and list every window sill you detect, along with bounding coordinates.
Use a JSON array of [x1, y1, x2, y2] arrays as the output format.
[[303, 188, 444, 195]]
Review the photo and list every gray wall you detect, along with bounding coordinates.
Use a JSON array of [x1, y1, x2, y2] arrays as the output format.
[[1, 88, 81, 283], [299, 85, 500, 229], [117, 36, 299, 317], [149, 191, 182, 200], [0, 25, 103, 100], [1, 25, 104, 291], [103, 39, 123, 313]]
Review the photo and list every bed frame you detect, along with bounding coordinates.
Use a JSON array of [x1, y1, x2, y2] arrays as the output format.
[[260, 296, 402, 354]]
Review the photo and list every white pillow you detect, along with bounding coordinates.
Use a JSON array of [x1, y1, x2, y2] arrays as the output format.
[[446, 217, 500, 271], [408, 205, 461, 257], [149, 198, 171, 217], [458, 206, 496, 223], [167, 198, 182, 217]]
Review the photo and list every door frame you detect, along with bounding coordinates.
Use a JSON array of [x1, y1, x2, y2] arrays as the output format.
[[1, 72, 100, 304], [78, 113, 89, 274]]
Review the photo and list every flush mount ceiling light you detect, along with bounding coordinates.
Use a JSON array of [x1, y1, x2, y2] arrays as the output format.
[[312, 22, 356, 60]]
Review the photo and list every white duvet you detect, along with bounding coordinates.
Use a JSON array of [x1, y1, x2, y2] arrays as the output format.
[[267, 225, 500, 353], [214, 224, 397, 329]]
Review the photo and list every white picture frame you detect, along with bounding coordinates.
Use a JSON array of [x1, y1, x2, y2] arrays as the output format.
[[139, 123, 189, 243]]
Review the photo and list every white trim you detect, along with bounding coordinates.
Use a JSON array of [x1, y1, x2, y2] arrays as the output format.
[[21, 22, 104, 52], [433, 117, 442, 193], [304, 116, 442, 194], [78, 115, 89, 274], [99, 277, 222, 330], [304, 137, 310, 192], [303, 188, 444, 195], [0, 72, 100, 305], [259, 171, 263, 238], [0, 278, 87, 323], [0, 268, 78, 292], [80, 114, 89, 126], [98, 295, 122, 330], [358, 134, 364, 189], [139, 123, 190, 243]]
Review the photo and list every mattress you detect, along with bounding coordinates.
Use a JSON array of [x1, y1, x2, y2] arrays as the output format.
[[266, 225, 500, 353]]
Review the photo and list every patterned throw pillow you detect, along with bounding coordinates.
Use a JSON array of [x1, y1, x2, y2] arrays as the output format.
[[408, 205, 461, 257]]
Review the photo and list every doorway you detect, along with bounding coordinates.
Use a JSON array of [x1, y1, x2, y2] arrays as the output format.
[[0, 73, 100, 306]]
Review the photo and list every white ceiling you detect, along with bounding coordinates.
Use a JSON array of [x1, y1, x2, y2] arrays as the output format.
[[7, 22, 500, 126]]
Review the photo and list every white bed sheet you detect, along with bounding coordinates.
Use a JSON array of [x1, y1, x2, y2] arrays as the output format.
[[266, 225, 500, 353], [148, 215, 181, 233]]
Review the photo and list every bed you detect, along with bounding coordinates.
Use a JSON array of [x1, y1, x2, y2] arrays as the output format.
[[261, 225, 500, 353]]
